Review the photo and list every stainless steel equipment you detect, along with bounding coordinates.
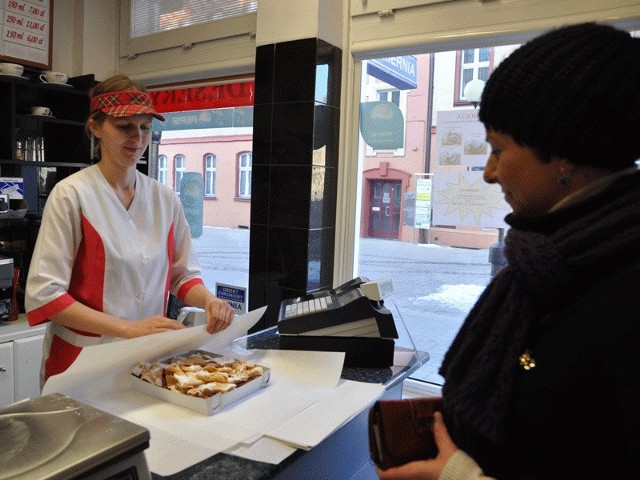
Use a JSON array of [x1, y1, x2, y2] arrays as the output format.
[[0, 393, 151, 479]]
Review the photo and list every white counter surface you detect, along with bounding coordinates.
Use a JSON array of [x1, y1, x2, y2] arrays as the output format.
[[0, 314, 46, 342]]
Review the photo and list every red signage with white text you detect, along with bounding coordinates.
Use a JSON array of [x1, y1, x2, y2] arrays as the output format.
[[149, 82, 255, 113]]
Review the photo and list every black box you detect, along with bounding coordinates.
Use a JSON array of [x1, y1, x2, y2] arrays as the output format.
[[0, 256, 13, 321], [279, 335, 395, 368]]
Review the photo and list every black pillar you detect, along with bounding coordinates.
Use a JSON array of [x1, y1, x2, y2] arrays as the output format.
[[248, 37, 342, 331]]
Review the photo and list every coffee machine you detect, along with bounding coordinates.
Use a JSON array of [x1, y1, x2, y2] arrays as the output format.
[[0, 214, 41, 318], [0, 256, 13, 321]]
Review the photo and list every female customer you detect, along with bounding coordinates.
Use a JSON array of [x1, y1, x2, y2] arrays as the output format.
[[26, 75, 235, 387], [378, 22, 640, 479]]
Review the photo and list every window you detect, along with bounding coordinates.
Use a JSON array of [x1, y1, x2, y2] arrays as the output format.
[[204, 153, 217, 197], [121, 0, 257, 59], [238, 152, 252, 199], [174, 154, 185, 194], [455, 47, 493, 105], [129, 0, 257, 38], [356, 43, 521, 394], [158, 155, 168, 185], [153, 80, 254, 302], [379, 89, 400, 106]]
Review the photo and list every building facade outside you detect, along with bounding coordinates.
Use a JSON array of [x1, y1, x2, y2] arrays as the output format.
[[158, 129, 253, 230], [155, 45, 520, 246]]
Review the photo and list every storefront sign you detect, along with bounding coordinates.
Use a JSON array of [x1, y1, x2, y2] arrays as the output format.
[[367, 56, 417, 90], [359, 101, 404, 150], [153, 106, 253, 131], [149, 82, 255, 113]]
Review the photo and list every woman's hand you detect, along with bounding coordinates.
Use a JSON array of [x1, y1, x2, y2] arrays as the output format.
[[122, 315, 186, 338], [376, 412, 459, 479], [204, 297, 235, 334]]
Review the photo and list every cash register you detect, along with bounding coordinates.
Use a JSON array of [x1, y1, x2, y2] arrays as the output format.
[[277, 277, 398, 367]]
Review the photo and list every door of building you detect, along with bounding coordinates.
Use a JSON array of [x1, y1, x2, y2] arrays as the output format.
[[368, 180, 401, 238]]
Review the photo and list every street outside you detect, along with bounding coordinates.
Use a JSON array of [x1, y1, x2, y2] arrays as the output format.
[[192, 227, 493, 386]]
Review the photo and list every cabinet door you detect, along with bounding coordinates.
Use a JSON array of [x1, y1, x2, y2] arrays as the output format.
[[13, 334, 44, 402], [0, 342, 15, 407]]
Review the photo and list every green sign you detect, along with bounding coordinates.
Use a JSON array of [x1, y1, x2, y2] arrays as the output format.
[[359, 101, 404, 150]]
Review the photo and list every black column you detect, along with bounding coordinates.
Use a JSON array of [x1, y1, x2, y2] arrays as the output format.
[[249, 37, 342, 331]]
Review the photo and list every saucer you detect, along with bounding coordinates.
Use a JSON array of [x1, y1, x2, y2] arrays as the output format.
[[0, 73, 25, 78], [42, 82, 72, 87]]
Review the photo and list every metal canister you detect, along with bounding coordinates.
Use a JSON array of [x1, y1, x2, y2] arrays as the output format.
[[15, 140, 24, 160]]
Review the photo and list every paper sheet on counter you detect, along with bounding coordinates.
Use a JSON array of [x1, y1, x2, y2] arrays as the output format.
[[266, 379, 385, 450], [40, 306, 387, 476], [43, 306, 269, 397]]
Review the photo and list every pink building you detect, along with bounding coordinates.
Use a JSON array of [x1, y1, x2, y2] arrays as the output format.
[[158, 132, 253, 229]]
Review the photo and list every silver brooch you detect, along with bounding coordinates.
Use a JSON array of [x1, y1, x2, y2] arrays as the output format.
[[518, 349, 536, 370]]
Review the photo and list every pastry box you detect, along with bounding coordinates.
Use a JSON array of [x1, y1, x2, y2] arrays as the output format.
[[130, 349, 270, 415]]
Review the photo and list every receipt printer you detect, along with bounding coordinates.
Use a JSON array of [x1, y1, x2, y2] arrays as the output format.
[[277, 278, 398, 367]]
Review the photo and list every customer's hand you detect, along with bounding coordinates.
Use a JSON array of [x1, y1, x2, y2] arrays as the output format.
[[376, 412, 459, 479], [204, 297, 235, 334], [123, 315, 186, 338]]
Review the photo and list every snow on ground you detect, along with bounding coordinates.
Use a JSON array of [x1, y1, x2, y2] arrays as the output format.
[[414, 284, 486, 313]]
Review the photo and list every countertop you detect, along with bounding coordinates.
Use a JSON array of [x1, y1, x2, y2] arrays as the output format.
[[2, 316, 426, 479], [151, 327, 427, 480], [0, 314, 45, 343]]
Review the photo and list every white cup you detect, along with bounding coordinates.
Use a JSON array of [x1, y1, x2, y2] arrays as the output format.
[[39, 71, 68, 84], [0, 62, 24, 76], [31, 106, 53, 116]]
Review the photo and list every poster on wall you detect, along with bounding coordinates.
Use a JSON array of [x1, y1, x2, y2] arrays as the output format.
[[0, 0, 52, 69], [432, 171, 509, 228], [435, 109, 488, 168], [414, 176, 432, 229]]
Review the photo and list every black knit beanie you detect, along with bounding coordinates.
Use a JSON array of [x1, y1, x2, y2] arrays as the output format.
[[479, 23, 640, 169]]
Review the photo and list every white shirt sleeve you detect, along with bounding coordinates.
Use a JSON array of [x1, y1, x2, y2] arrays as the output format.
[[440, 450, 495, 480], [25, 178, 83, 314]]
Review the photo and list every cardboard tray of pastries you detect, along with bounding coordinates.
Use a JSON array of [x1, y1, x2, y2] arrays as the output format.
[[130, 349, 270, 415]]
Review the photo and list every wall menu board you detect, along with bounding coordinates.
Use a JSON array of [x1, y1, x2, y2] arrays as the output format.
[[1, 0, 52, 69]]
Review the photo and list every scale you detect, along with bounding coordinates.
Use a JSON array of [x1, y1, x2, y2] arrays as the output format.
[[0, 393, 151, 479]]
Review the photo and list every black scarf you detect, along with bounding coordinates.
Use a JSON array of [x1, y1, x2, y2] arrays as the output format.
[[439, 171, 640, 444]]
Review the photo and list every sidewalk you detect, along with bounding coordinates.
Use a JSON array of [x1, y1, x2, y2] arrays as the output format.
[[357, 237, 491, 385], [192, 227, 493, 386]]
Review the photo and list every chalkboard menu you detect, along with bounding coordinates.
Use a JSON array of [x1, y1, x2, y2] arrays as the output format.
[[0, 0, 52, 69]]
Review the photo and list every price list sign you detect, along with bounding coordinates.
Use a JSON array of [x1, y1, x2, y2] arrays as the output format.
[[1, 0, 51, 69]]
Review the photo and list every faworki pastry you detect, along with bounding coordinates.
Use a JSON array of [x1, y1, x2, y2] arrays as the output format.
[[132, 353, 265, 399]]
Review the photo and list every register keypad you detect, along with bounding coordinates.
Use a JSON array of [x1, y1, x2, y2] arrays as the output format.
[[284, 295, 332, 318]]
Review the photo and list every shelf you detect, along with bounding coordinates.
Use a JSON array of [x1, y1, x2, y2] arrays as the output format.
[[17, 115, 85, 127], [0, 73, 92, 215], [0, 160, 90, 168], [0, 75, 90, 94]]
